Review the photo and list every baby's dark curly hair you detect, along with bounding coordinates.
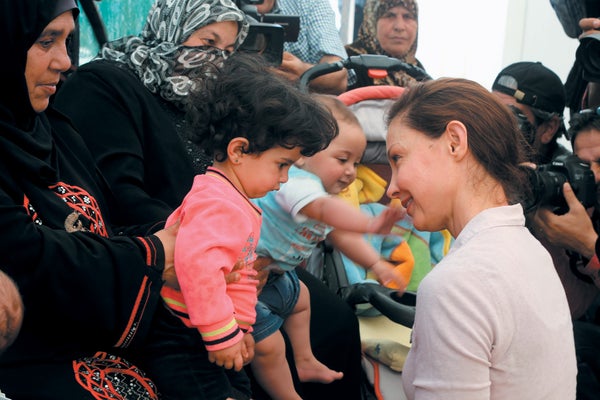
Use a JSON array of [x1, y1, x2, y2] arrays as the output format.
[[185, 53, 339, 162]]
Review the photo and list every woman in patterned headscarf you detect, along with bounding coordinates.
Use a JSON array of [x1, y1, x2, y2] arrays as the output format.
[[55, 2, 367, 399], [99, 0, 249, 107], [346, 0, 426, 89], [55, 0, 249, 227]]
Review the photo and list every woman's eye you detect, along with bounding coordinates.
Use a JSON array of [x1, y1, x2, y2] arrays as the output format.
[[38, 39, 54, 48]]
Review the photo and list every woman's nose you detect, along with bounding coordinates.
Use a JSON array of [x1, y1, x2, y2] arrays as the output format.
[[387, 180, 399, 199], [392, 17, 404, 31]]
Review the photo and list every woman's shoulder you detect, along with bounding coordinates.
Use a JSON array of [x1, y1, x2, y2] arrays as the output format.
[[68, 59, 140, 87], [345, 42, 365, 57], [56, 59, 155, 109]]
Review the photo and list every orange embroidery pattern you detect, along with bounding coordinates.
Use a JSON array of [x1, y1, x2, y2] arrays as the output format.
[[73, 352, 159, 400]]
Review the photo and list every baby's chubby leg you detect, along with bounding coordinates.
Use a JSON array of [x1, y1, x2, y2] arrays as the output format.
[[284, 281, 344, 384], [251, 331, 302, 400]]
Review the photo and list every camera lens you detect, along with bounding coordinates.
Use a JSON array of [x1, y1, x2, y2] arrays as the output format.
[[529, 169, 568, 210]]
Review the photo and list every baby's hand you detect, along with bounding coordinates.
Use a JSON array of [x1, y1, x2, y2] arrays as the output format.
[[241, 333, 255, 365], [208, 340, 244, 371], [367, 205, 406, 234], [370, 259, 407, 294]]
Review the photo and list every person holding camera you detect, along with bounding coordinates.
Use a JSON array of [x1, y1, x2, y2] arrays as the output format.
[[492, 61, 571, 164], [574, 16, 600, 112], [254, 0, 349, 94], [551, 0, 600, 115], [531, 109, 600, 399]]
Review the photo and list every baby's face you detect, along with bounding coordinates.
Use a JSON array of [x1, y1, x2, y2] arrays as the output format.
[[237, 146, 303, 198], [301, 121, 366, 194]]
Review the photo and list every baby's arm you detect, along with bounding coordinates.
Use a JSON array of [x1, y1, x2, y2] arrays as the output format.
[[301, 196, 404, 234], [329, 230, 407, 293]]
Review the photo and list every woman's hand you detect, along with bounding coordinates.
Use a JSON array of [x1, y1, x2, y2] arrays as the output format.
[[253, 256, 274, 295], [241, 333, 255, 365], [153, 222, 179, 288]]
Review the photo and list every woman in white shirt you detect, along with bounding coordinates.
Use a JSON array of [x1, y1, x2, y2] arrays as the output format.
[[385, 77, 577, 400]]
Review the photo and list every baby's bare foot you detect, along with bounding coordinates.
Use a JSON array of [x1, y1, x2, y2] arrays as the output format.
[[296, 358, 344, 383]]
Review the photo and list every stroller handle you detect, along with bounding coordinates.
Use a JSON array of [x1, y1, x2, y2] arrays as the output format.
[[341, 283, 416, 328], [298, 54, 432, 92]]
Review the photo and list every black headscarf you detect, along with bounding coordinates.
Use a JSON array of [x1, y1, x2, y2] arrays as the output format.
[[0, 0, 78, 185], [0, 0, 78, 130]]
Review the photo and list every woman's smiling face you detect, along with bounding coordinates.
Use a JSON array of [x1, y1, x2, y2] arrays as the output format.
[[386, 117, 450, 232]]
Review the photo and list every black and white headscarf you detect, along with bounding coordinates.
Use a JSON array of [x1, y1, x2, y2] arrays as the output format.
[[99, 0, 249, 107]]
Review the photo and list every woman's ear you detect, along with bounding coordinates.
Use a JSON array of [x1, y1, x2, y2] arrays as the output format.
[[444, 120, 468, 160], [227, 137, 250, 164]]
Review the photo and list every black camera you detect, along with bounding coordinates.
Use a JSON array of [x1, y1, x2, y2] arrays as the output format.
[[576, 33, 600, 83], [528, 154, 596, 214], [235, 0, 300, 66]]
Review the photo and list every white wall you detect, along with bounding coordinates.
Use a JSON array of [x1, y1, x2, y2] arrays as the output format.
[[416, 0, 579, 90]]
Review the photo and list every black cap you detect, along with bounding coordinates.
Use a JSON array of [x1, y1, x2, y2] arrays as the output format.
[[492, 61, 566, 115]]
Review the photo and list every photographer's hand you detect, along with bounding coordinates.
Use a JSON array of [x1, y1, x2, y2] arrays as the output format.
[[579, 18, 600, 36], [532, 182, 597, 258], [273, 52, 347, 95], [274, 51, 309, 81]]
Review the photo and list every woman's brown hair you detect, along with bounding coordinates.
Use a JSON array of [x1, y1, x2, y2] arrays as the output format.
[[387, 77, 531, 205]]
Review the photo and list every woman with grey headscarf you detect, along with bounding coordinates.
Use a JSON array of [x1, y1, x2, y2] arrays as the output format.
[[55, 0, 249, 228]]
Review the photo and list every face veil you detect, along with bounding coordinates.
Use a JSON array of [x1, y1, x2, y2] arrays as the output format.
[[98, 0, 250, 108]]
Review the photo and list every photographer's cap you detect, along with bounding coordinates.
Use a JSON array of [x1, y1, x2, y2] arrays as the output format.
[[492, 61, 566, 115]]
